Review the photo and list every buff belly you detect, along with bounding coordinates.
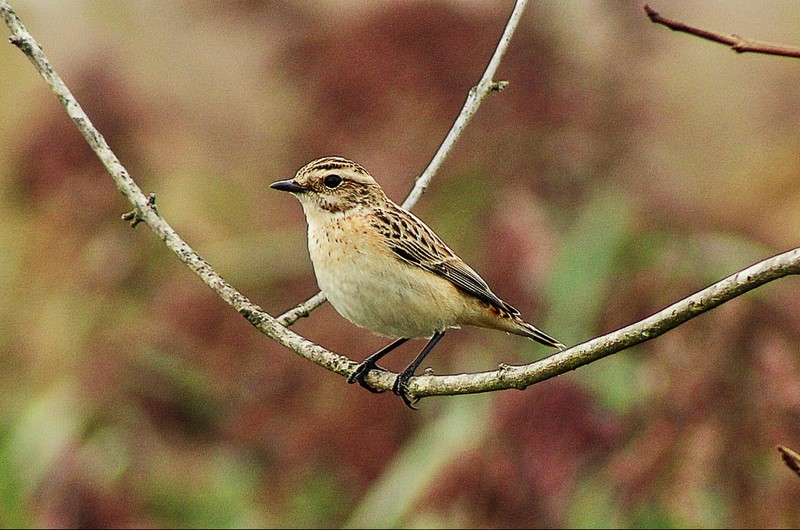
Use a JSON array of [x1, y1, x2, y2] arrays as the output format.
[[308, 228, 462, 339]]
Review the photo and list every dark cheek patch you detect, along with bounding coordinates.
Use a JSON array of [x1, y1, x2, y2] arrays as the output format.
[[319, 198, 347, 213]]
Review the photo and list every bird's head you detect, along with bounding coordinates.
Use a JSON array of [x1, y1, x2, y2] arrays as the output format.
[[270, 156, 386, 216]]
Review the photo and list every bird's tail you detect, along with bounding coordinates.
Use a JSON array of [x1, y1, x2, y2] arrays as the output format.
[[471, 303, 565, 349], [515, 320, 565, 350]]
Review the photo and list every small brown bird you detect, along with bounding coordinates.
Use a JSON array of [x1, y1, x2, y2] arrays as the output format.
[[271, 157, 564, 407]]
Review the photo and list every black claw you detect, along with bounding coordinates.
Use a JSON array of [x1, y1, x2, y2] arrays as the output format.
[[347, 360, 386, 393], [387, 331, 444, 410], [392, 372, 418, 410]]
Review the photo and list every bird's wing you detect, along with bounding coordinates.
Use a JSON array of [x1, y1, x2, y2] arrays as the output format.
[[372, 205, 520, 316]]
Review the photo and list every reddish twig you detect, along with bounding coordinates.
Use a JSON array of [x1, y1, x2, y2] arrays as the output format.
[[778, 446, 800, 478], [644, 4, 800, 58]]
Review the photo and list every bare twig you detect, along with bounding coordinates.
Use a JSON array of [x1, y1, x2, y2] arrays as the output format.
[[4, 1, 800, 405], [276, 291, 327, 327], [401, 0, 526, 209], [276, 0, 529, 326], [644, 4, 800, 58]]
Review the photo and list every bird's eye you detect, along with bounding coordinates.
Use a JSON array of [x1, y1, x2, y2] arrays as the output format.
[[323, 174, 342, 189]]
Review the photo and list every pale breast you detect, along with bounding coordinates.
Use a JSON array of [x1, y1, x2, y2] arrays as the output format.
[[306, 214, 464, 338]]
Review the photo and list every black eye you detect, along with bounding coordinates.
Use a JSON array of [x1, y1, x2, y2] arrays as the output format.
[[323, 174, 342, 189]]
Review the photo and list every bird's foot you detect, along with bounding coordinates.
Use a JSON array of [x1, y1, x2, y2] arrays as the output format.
[[392, 370, 418, 410], [347, 360, 387, 393]]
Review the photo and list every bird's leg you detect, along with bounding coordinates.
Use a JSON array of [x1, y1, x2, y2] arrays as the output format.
[[393, 331, 445, 409], [347, 337, 409, 393]]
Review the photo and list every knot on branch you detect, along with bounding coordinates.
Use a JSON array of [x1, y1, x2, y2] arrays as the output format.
[[239, 305, 264, 326], [497, 362, 527, 390], [490, 80, 509, 92], [121, 193, 158, 228]]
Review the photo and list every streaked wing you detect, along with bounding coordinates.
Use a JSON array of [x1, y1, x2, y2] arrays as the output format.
[[371, 205, 520, 316]]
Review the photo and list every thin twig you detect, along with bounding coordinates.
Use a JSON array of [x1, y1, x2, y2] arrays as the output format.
[[276, 0, 528, 326], [644, 4, 800, 58], [401, 0, 526, 210], [276, 291, 327, 327], [778, 446, 800, 478]]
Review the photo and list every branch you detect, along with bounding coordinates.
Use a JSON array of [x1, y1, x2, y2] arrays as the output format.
[[406, 248, 800, 399], [5, 1, 799, 406], [644, 4, 800, 58], [276, 0, 528, 326], [399, 0, 524, 210], [276, 291, 328, 328], [0, 1, 354, 378]]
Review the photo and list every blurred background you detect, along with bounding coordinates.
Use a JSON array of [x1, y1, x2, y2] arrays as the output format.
[[1, 0, 800, 527]]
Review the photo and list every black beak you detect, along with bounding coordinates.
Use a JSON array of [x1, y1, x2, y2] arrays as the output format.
[[270, 179, 308, 193]]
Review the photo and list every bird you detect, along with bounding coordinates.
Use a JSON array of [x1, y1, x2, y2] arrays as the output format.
[[270, 156, 564, 408]]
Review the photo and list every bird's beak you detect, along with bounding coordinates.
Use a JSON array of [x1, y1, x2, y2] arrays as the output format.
[[270, 179, 308, 193]]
